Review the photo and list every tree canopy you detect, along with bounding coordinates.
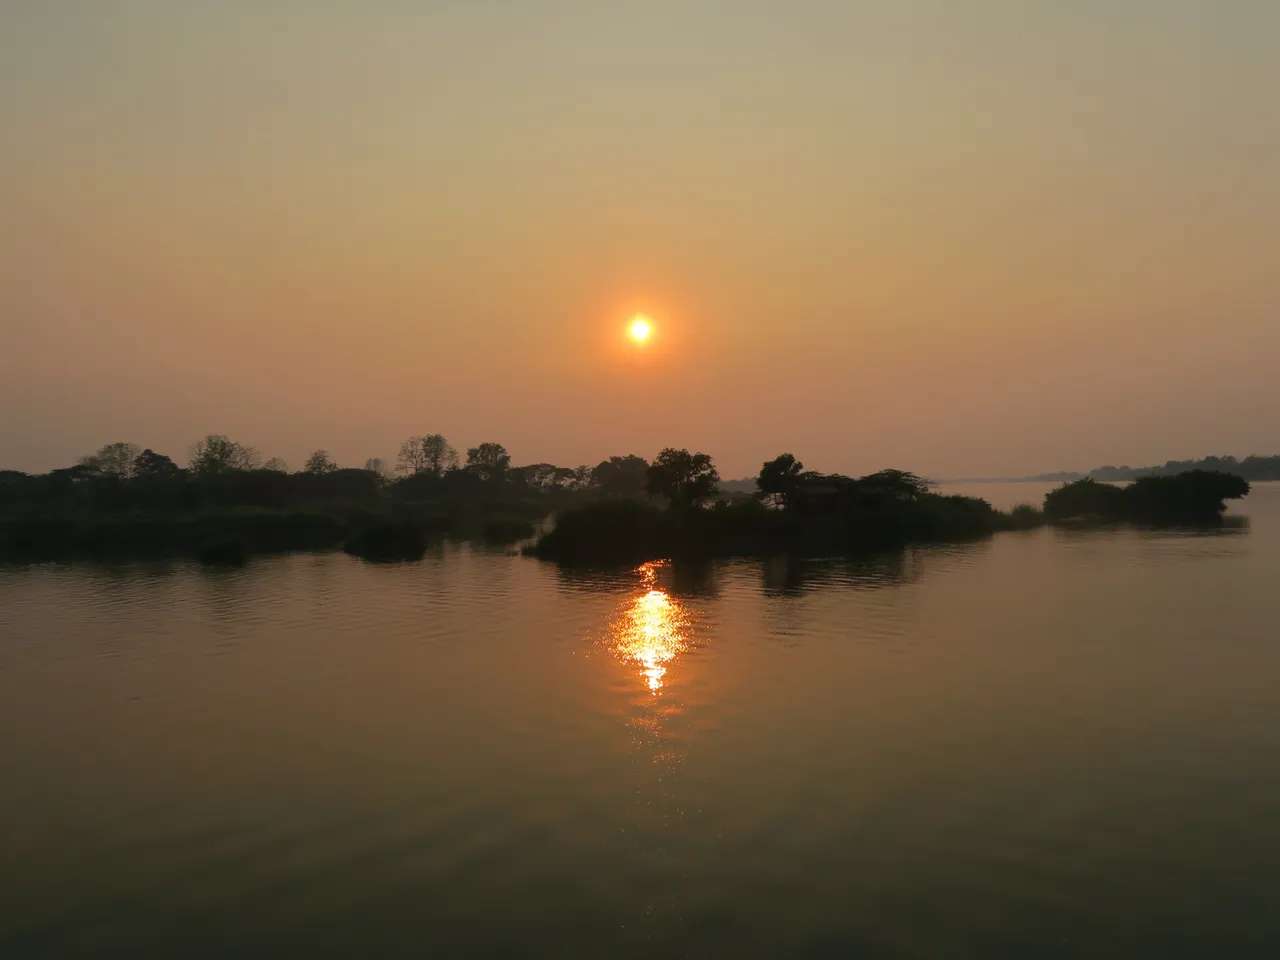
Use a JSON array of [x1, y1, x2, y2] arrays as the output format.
[[189, 435, 260, 474], [134, 449, 180, 480], [646, 448, 719, 508], [304, 450, 339, 474], [397, 434, 458, 476], [466, 442, 511, 483], [757, 453, 805, 508], [80, 442, 141, 479], [592, 455, 650, 499]]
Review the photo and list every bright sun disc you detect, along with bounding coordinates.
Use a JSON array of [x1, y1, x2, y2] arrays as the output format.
[[630, 317, 651, 342]]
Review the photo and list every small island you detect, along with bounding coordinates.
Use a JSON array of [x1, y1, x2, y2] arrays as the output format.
[[530, 453, 1251, 565]]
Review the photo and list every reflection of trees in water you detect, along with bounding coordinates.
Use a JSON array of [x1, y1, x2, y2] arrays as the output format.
[[554, 557, 719, 599], [761, 541, 991, 596], [556, 544, 999, 599], [1050, 516, 1251, 543], [662, 558, 718, 599], [1052, 517, 1253, 568], [553, 566, 645, 595]]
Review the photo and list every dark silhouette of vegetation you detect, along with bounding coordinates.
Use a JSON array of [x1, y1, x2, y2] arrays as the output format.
[[481, 518, 538, 544], [533, 454, 1252, 566], [1045, 471, 1250, 523], [342, 521, 428, 562], [529, 500, 670, 565], [3, 433, 607, 561], [591, 455, 650, 499], [1000, 503, 1046, 530], [466, 442, 512, 483], [189, 435, 260, 474], [534, 454, 1018, 564], [1, 438, 1252, 564], [1089, 454, 1280, 482], [646, 448, 719, 509], [514, 463, 578, 492], [199, 537, 249, 567], [397, 434, 459, 477], [757, 453, 806, 508], [304, 450, 339, 474], [134, 449, 180, 480], [80, 442, 141, 479]]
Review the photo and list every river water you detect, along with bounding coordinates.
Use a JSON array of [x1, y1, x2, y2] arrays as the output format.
[[2, 484, 1279, 957]]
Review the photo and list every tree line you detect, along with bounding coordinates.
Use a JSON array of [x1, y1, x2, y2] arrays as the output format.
[[1089, 454, 1280, 483], [0, 434, 735, 511], [5, 435, 1250, 564]]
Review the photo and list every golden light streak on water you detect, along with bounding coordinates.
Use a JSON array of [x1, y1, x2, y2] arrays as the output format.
[[610, 562, 690, 694]]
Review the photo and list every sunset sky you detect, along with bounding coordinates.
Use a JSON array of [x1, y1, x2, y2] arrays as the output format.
[[3, 2, 1278, 479]]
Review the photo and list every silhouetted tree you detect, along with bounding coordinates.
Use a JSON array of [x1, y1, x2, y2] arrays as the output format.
[[132, 449, 181, 480], [189, 435, 260, 474], [757, 453, 805, 508], [396, 434, 458, 476], [396, 436, 428, 475], [304, 450, 339, 474], [515, 463, 575, 492], [592, 455, 649, 498], [1125, 470, 1249, 521], [79, 442, 141, 479], [646, 448, 719, 508], [857, 469, 931, 502], [422, 434, 459, 476], [466, 442, 511, 483], [263, 457, 290, 472], [364, 457, 388, 476]]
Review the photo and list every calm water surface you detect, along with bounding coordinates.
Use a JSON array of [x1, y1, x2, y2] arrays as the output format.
[[3, 483, 1280, 957]]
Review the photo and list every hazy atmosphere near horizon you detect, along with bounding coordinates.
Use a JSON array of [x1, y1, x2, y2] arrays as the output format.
[[3, 0, 1279, 476]]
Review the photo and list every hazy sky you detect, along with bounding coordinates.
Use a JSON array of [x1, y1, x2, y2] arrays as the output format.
[[3, 1, 1278, 478]]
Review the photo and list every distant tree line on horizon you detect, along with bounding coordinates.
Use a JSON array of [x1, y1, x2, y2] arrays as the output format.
[[0, 434, 655, 501], [1024, 454, 1280, 484], [0, 434, 728, 561], [1088, 454, 1280, 482], [0, 434, 736, 521]]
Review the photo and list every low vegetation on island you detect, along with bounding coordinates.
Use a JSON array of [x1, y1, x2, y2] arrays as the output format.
[[0, 436, 1255, 566], [1043, 471, 1250, 524], [531, 455, 1251, 565], [0, 435, 593, 564], [531, 452, 1038, 565]]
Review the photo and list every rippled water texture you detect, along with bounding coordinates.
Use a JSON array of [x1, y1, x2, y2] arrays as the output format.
[[3, 484, 1280, 957]]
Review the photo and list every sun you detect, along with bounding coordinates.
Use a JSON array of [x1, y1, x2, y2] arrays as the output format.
[[629, 316, 652, 343]]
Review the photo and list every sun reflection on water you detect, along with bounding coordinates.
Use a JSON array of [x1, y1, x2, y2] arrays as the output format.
[[610, 561, 691, 694]]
